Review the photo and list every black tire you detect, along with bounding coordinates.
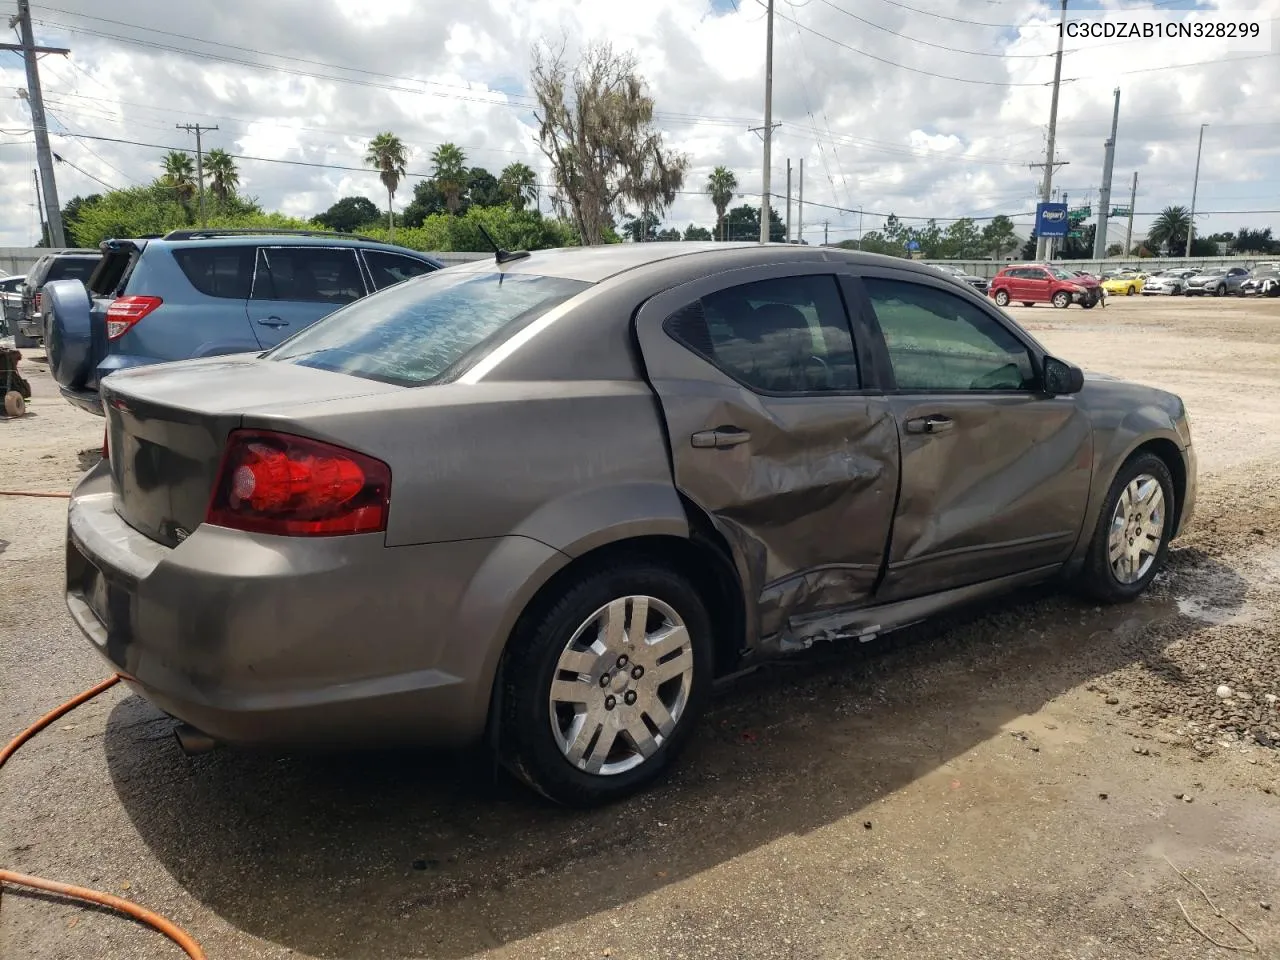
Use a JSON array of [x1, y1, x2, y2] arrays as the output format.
[[1052, 291, 1070, 309], [1214, 284, 1226, 297], [1126, 286, 1136, 296], [1078, 451, 1176, 603], [1021, 302, 1035, 308], [1082, 299, 1096, 310], [499, 560, 713, 806], [993, 290, 1010, 307]]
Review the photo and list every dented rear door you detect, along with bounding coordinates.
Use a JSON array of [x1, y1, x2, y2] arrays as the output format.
[[632, 262, 899, 648]]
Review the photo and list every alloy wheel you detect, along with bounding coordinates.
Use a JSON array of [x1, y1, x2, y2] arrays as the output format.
[[548, 595, 694, 776], [1107, 474, 1165, 584]]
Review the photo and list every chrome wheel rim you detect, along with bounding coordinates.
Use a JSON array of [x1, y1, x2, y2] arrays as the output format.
[[548, 595, 694, 776], [1108, 474, 1165, 584]]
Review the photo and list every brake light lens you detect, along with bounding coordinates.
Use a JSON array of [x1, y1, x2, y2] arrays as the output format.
[[106, 295, 163, 339], [33, 291, 41, 312], [206, 430, 391, 537]]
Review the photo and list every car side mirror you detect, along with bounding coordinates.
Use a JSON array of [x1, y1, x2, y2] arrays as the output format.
[[1042, 356, 1084, 396]]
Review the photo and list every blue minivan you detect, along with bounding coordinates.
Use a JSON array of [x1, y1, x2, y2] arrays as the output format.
[[45, 229, 443, 414]]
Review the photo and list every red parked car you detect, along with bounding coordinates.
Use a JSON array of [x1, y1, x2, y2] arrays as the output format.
[[989, 264, 1100, 309]]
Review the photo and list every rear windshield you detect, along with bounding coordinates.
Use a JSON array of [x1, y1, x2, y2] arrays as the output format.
[[45, 257, 100, 284], [265, 270, 590, 386]]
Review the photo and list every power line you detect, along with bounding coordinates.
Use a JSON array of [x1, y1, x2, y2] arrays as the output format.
[[51, 149, 118, 190], [815, 0, 1056, 58]]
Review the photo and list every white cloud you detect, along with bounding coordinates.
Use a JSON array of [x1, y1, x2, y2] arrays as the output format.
[[1, 0, 1277, 250]]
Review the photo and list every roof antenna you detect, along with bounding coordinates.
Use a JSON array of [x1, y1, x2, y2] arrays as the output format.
[[476, 223, 530, 265]]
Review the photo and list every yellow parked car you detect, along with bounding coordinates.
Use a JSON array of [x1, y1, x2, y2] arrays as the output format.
[[1101, 273, 1144, 296]]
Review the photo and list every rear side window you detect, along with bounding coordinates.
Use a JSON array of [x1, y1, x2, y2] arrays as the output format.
[[364, 250, 436, 290], [664, 275, 859, 394], [252, 247, 365, 304], [45, 257, 99, 283], [266, 270, 589, 386], [172, 246, 254, 299]]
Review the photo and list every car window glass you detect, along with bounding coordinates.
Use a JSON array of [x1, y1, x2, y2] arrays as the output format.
[[864, 277, 1036, 392], [172, 246, 255, 299], [253, 247, 365, 304], [266, 271, 589, 386], [364, 250, 436, 290], [45, 258, 99, 284], [664, 274, 859, 393]]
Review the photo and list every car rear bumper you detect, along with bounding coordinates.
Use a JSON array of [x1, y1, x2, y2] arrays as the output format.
[[65, 462, 568, 748]]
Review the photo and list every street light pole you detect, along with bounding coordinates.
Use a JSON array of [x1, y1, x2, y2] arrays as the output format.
[[1185, 123, 1207, 258], [1034, 0, 1069, 262], [759, 0, 774, 244]]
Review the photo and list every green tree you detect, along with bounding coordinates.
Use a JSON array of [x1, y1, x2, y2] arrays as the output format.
[[839, 231, 901, 256], [358, 205, 578, 253], [203, 149, 239, 210], [401, 180, 447, 227], [683, 224, 713, 241], [1146, 205, 1192, 255], [161, 151, 197, 216], [312, 195, 381, 233], [980, 215, 1018, 259], [940, 218, 983, 259], [430, 143, 468, 214], [499, 162, 538, 211], [723, 204, 784, 242], [61, 194, 101, 232], [1233, 227, 1275, 254], [705, 166, 738, 241], [1020, 231, 1038, 260], [622, 210, 660, 242], [532, 40, 689, 245], [365, 132, 408, 240], [67, 183, 292, 246], [466, 166, 503, 208], [655, 226, 681, 241]]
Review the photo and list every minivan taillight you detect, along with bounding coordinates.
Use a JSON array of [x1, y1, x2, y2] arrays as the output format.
[[105, 295, 163, 339], [33, 291, 42, 312], [206, 430, 391, 537]]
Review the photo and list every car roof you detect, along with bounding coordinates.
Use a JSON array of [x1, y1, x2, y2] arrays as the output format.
[[146, 235, 440, 259], [449, 241, 967, 285]]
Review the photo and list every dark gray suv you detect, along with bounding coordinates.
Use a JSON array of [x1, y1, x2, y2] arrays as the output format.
[[65, 243, 1196, 805]]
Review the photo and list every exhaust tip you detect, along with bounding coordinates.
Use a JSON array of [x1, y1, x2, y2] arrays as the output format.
[[173, 722, 219, 755]]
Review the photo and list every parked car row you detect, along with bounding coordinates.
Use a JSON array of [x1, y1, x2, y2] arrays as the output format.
[[60, 240, 1196, 805], [987, 264, 1102, 309], [41, 229, 442, 414]]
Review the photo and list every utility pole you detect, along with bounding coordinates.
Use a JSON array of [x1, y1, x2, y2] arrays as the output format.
[[798, 157, 804, 244], [785, 159, 792, 242], [1185, 123, 1207, 258], [1123, 171, 1138, 256], [823, 220, 829, 246], [33, 169, 46, 245], [759, 0, 775, 244], [1093, 87, 1120, 260], [4, 1, 71, 247], [1032, 0, 1069, 261], [177, 123, 219, 226]]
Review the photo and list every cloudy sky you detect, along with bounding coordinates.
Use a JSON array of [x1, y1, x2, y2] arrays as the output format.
[[1, 0, 1277, 250]]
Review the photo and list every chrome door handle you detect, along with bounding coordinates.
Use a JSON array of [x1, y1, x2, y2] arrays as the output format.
[[256, 317, 289, 328], [691, 427, 752, 449], [905, 416, 954, 435]]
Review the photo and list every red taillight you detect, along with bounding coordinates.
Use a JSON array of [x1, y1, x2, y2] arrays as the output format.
[[206, 430, 391, 537], [33, 291, 42, 312], [105, 295, 163, 340]]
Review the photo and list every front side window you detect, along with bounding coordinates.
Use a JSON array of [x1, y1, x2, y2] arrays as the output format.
[[664, 274, 860, 394], [364, 250, 436, 290], [252, 247, 366, 304], [864, 277, 1036, 392], [267, 270, 589, 386]]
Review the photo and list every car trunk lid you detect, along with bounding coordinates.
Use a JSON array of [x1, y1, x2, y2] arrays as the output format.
[[102, 355, 402, 547]]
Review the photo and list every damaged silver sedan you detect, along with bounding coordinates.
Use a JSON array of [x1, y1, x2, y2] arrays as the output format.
[[66, 243, 1196, 805]]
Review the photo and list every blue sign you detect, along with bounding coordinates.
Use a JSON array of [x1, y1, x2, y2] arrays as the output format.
[[905, 240, 920, 251], [1036, 202, 1069, 238]]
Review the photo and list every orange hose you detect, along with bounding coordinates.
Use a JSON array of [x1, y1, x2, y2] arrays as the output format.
[[0, 491, 71, 499], [0, 674, 208, 960]]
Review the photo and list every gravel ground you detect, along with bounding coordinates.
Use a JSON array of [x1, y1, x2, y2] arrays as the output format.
[[1, 295, 1278, 960]]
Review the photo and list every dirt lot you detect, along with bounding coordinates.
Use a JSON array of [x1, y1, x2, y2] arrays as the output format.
[[2, 294, 1278, 960]]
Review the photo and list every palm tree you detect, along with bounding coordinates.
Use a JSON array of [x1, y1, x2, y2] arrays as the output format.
[[430, 143, 468, 215], [705, 166, 737, 241], [162, 150, 197, 210], [365, 132, 408, 240], [1147, 205, 1192, 255], [203, 149, 239, 209], [499, 161, 538, 212]]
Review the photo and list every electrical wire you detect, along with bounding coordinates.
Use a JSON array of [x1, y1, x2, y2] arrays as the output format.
[[0, 674, 208, 959], [815, 0, 1056, 58]]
